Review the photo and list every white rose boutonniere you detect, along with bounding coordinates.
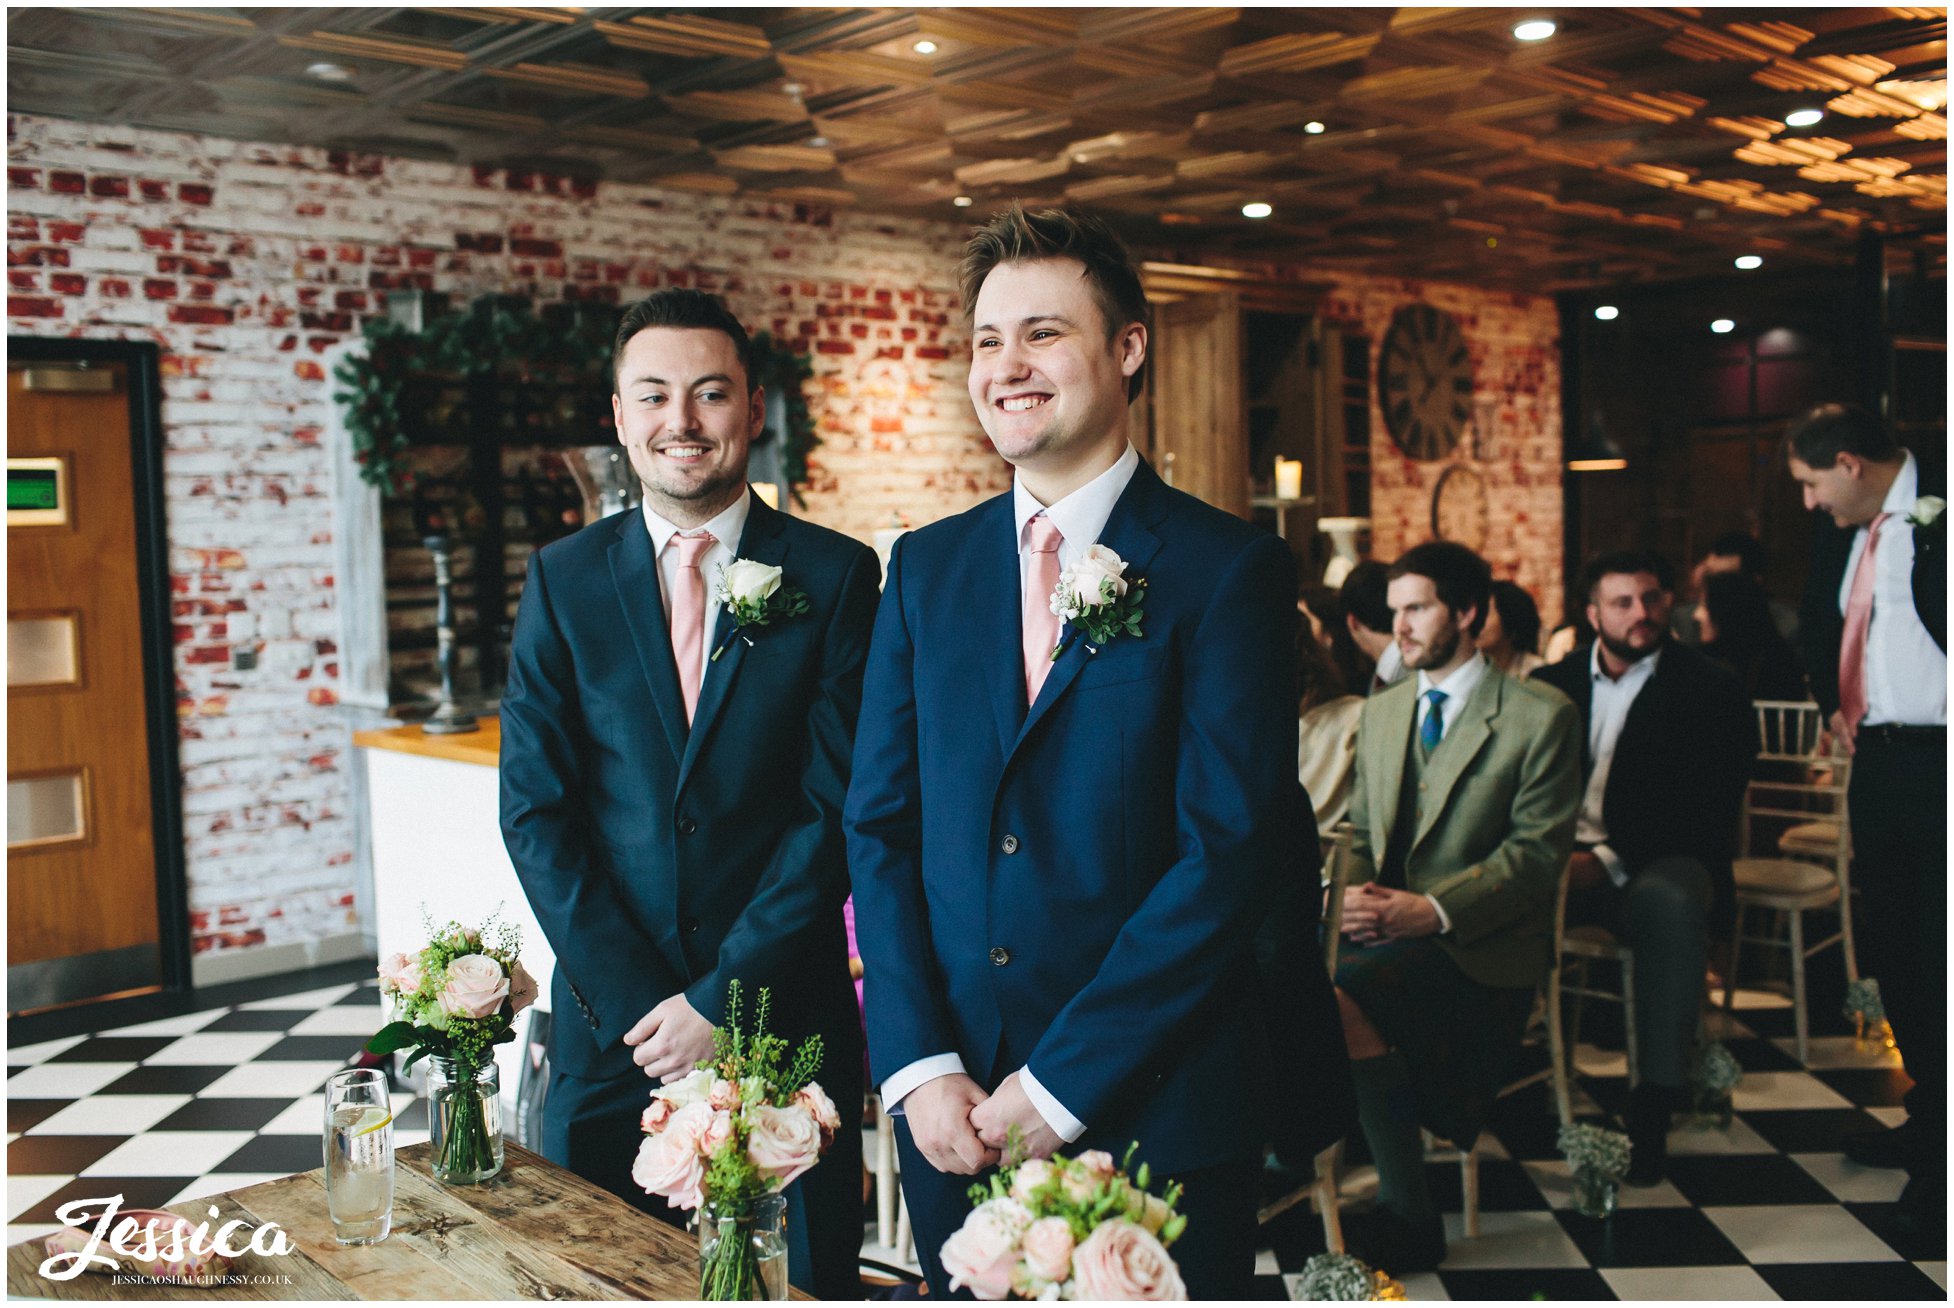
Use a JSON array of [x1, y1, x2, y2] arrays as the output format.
[[1048, 543, 1147, 658], [711, 559, 809, 660], [1907, 495, 1945, 530]]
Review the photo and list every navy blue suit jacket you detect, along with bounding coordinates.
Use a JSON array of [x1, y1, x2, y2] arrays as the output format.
[[846, 460, 1343, 1174], [500, 492, 877, 1084]]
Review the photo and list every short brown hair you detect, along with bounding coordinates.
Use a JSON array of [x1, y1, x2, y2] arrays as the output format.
[[1784, 401, 1900, 469], [958, 204, 1151, 400], [1388, 542, 1493, 637], [612, 288, 757, 392]]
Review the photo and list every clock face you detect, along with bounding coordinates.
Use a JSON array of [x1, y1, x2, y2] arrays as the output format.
[[1379, 303, 1474, 461], [1432, 463, 1491, 552]]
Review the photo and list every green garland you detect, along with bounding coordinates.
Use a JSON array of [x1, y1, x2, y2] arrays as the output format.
[[332, 297, 820, 503]]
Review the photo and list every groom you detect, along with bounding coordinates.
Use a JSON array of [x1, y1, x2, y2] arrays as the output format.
[[846, 206, 1346, 1298], [501, 288, 874, 1298]]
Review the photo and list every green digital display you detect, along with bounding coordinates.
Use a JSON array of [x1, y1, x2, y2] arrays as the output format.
[[8, 468, 60, 512]]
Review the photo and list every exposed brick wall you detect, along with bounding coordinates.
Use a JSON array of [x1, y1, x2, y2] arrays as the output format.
[[9, 112, 1563, 962], [7, 112, 1006, 961]]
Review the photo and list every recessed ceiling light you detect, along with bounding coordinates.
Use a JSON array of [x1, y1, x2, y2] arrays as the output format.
[[1486, 236, 1499, 248], [1784, 107, 1824, 128], [1711, 318, 1736, 334], [781, 82, 805, 100], [952, 195, 972, 208], [807, 136, 831, 149], [1594, 305, 1620, 321], [1513, 19, 1557, 41], [1304, 121, 1326, 134], [1734, 255, 1763, 270], [912, 39, 938, 54], [305, 62, 354, 81], [1241, 202, 1273, 219]]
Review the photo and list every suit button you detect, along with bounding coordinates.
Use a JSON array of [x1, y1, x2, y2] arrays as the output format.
[[1001, 834, 1020, 855], [678, 817, 698, 836], [681, 917, 700, 935], [989, 946, 1011, 966]]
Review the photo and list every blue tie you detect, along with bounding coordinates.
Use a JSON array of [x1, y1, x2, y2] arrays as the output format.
[[1420, 689, 1448, 753]]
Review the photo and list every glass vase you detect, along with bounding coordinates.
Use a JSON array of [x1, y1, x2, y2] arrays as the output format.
[[426, 1057, 503, 1185], [1691, 1085, 1735, 1129], [1570, 1167, 1619, 1219], [696, 1193, 789, 1301]]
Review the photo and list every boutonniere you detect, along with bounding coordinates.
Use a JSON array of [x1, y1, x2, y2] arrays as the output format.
[[1049, 544, 1147, 659], [1907, 495, 1945, 531], [710, 559, 809, 661]]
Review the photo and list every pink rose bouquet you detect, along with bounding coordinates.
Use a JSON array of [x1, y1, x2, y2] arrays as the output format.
[[944, 1145, 1188, 1300], [364, 911, 534, 1184], [634, 980, 833, 1300]]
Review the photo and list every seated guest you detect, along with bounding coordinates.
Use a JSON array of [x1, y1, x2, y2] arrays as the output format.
[[1533, 552, 1756, 1184], [1542, 609, 1595, 666], [1700, 571, 1809, 702], [1341, 561, 1408, 693], [1673, 530, 1801, 647], [1480, 579, 1546, 678], [1297, 613, 1364, 836], [1335, 542, 1581, 1269], [1301, 585, 1375, 696]]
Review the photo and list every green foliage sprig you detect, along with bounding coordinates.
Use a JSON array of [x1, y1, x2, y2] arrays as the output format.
[[1558, 1122, 1632, 1180]]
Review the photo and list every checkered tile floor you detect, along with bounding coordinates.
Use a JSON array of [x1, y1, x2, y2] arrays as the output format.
[[9, 979, 1945, 1299]]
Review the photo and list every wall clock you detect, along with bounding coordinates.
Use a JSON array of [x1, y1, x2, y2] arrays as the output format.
[[1431, 463, 1490, 552], [1378, 303, 1474, 461]]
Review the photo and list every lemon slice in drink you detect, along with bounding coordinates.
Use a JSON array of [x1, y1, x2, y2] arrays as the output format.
[[352, 1106, 393, 1137]]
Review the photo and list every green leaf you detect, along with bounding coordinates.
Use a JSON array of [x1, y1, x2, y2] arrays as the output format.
[[364, 1020, 419, 1054]]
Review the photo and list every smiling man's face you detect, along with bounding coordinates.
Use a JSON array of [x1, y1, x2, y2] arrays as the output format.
[[967, 257, 1143, 483], [612, 326, 762, 528]]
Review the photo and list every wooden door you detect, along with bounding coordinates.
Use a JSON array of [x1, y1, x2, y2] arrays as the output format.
[[8, 360, 163, 1006], [1151, 292, 1248, 517]]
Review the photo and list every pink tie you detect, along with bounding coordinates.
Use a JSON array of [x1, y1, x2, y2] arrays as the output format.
[[1838, 512, 1889, 733], [1023, 514, 1064, 706], [668, 530, 716, 724]]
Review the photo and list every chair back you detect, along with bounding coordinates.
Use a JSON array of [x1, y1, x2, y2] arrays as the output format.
[[1743, 700, 1851, 866], [1320, 822, 1356, 976], [1753, 699, 1826, 766]]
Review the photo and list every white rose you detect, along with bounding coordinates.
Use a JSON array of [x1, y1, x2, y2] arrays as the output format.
[[745, 1103, 824, 1186], [1071, 545, 1128, 610], [436, 954, 510, 1019], [1911, 495, 1945, 527], [1010, 1157, 1056, 1203], [722, 559, 783, 607], [654, 1068, 715, 1110], [940, 1197, 1031, 1299]]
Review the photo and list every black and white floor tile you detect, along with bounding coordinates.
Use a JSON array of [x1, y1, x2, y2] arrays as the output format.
[[9, 980, 1945, 1300]]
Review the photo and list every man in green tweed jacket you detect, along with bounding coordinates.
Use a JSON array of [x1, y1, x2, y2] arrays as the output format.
[[1332, 541, 1581, 1271]]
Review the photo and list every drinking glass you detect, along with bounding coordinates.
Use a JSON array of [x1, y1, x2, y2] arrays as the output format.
[[324, 1067, 394, 1245]]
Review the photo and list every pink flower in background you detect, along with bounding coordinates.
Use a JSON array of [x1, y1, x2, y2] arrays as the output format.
[[508, 962, 539, 1013], [633, 1101, 712, 1209], [1019, 1216, 1076, 1284], [1075, 1150, 1116, 1179], [1010, 1158, 1055, 1203], [941, 1197, 1032, 1300], [438, 954, 510, 1019], [1070, 1221, 1186, 1301], [746, 1104, 822, 1186], [377, 952, 422, 996], [708, 1078, 742, 1111], [794, 1082, 841, 1144]]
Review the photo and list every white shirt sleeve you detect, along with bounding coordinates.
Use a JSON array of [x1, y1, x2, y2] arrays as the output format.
[[1425, 893, 1453, 933], [1018, 1065, 1088, 1143], [1592, 843, 1630, 889], [880, 1054, 967, 1114]]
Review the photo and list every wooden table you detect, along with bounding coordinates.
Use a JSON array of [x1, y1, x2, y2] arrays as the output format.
[[9, 1142, 811, 1300]]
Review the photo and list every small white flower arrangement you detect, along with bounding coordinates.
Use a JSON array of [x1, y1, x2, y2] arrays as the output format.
[[711, 559, 809, 660], [1908, 495, 1945, 530], [1047, 544, 1147, 658], [1295, 1252, 1407, 1301]]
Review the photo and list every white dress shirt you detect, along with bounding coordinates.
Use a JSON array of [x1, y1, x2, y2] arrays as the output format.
[[1408, 652, 1490, 932], [879, 444, 1142, 1143], [1574, 643, 1662, 888], [1372, 639, 1407, 692], [1837, 453, 1946, 727], [641, 492, 752, 675]]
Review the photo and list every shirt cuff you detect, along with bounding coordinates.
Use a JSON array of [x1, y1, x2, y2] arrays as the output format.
[[1593, 844, 1630, 889], [1018, 1065, 1087, 1143], [1425, 893, 1453, 934], [879, 1054, 966, 1114]]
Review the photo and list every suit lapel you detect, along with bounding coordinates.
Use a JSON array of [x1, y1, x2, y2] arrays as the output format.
[[1367, 682, 1415, 864], [678, 492, 787, 793], [1414, 668, 1500, 850], [1007, 461, 1167, 763], [970, 497, 1027, 764], [607, 513, 688, 766]]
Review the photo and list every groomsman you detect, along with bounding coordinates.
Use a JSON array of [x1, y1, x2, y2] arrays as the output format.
[[1785, 402, 1945, 1233], [846, 205, 1347, 1299], [501, 289, 874, 1297], [1334, 542, 1580, 1270], [1532, 551, 1755, 1185]]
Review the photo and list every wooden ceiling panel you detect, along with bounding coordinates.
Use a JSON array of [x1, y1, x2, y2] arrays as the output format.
[[6, 5, 1941, 290]]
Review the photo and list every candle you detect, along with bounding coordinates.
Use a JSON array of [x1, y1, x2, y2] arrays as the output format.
[[1274, 458, 1303, 501]]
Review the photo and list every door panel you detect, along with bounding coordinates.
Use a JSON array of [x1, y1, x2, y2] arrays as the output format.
[[1152, 292, 1248, 517], [8, 362, 163, 1001]]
